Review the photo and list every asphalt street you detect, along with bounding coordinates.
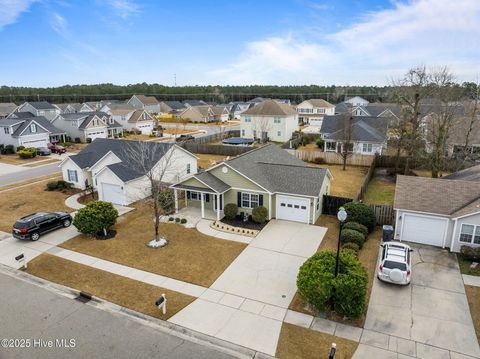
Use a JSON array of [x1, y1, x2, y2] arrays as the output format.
[[0, 272, 238, 359], [0, 163, 61, 187]]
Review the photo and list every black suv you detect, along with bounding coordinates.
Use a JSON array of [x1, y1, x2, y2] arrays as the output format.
[[12, 212, 72, 241]]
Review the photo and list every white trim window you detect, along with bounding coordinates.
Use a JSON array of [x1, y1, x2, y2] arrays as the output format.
[[326, 141, 337, 151], [273, 117, 281, 124], [67, 169, 78, 182], [30, 124, 37, 133], [277, 131, 281, 137], [186, 163, 191, 174], [190, 191, 201, 200], [362, 143, 373, 153], [241, 193, 259, 208], [4, 127, 9, 134], [459, 224, 480, 244], [244, 117, 252, 123]]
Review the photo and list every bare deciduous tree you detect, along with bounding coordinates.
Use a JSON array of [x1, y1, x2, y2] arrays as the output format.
[[459, 82, 480, 164], [335, 108, 354, 171], [253, 117, 272, 143]]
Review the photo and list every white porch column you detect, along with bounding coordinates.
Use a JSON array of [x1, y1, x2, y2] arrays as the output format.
[[307, 198, 311, 224], [185, 190, 188, 207], [216, 194, 220, 221], [174, 189, 179, 214], [313, 197, 317, 221], [268, 193, 272, 220], [200, 193, 205, 218]]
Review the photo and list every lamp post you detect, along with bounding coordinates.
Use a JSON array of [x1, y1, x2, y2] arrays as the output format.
[[334, 207, 347, 277]]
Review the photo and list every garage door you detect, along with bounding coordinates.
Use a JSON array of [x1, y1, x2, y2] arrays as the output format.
[[401, 214, 448, 247], [101, 183, 124, 205], [87, 131, 106, 140], [21, 139, 48, 148], [276, 195, 309, 223], [138, 124, 152, 135]]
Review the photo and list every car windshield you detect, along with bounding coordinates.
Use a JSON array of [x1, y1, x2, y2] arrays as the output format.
[[383, 260, 407, 271]]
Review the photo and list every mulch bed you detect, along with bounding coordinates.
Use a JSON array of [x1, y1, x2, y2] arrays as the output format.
[[220, 216, 269, 231]]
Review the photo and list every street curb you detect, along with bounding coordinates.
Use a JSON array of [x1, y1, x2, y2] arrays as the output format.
[[0, 264, 276, 359]]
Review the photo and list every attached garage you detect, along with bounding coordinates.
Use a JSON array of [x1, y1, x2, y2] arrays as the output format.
[[137, 123, 153, 135], [276, 195, 310, 224], [21, 139, 48, 148], [400, 213, 448, 247], [101, 183, 124, 205], [86, 131, 107, 140]]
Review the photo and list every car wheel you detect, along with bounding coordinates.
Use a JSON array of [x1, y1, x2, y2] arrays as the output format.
[[63, 219, 71, 227], [31, 232, 40, 241]]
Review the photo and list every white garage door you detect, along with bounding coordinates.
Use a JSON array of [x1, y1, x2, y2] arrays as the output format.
[[276, 195, 309, 223], [138, 124, 152, 135], [21, 139, 48, 148], [87, 131, 106, 140], [401, 214, 448, 247], [101, 183, 124, 205]]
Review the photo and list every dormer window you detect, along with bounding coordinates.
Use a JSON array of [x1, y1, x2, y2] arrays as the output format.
[[30, 124, 37, 133]]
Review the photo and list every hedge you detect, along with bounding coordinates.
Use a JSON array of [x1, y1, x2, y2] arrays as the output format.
[[341, 228, 365, 248], [343, 202, 376, 233], [17, 148, 37, 159], [252, 206, 268, 223], [342, 242, 360, 255], [460, 245, 480, 262], [46, 180, 73, 191], [343, 222, 368, 238], [224, 203, 238, 220]]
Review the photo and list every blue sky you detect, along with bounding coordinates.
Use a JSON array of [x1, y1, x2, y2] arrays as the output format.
[[0, 0, 479, 86]]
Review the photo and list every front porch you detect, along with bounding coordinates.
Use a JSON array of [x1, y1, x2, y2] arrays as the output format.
[[172, 186, 226, 221]]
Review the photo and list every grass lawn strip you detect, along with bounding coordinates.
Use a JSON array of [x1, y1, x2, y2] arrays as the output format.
[[22, 159, 61, 168], [458, 255, 480, 276], [26, 253, 195, 320], [363, 170, 396, 205], [288, 215, 381, 327], [0, 174, 61, 192], [60, 201, 246, 287], [0, 154, 46, 165], [0, 181, 77, 232], [276, 323, 358, 359], [465, 285, 480, 343], [309, 164, 369, 198]]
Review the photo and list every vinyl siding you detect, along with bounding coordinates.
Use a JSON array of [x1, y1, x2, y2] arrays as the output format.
[[452, 213, 480, 253], [181, 177, 208, 188], [209, 165, 265, 191]]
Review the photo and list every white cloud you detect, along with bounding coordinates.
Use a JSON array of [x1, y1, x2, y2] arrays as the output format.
[[0, 0, 37, 30], [108, 0, 140, 19], [50, 12, 67, 36], [211, 0, 480, 85]]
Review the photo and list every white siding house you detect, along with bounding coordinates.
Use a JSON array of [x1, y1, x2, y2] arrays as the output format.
[[296, 99, 335, 125]]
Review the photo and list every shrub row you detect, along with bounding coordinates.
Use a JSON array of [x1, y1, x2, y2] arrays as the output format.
[[46, 180, 73, 191], [17, 147, 37, 159]]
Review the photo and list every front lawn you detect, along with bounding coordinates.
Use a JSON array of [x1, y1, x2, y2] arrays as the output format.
[[27, 253, 195, 320], [458, 255, 480, 276], [0, 181, 77, 232], [60, 201, 247, 287], [288, 215, 381, 327], [310, 164, 369, 198], [276, 323, 358, 359], [363, 170, 396, 205], [465, 285, 480, 343], [0, 154, 46, 165]]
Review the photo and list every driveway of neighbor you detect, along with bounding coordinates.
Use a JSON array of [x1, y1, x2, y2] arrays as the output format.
[[359, 243, 480, 358], [169, 220, 327, 356]]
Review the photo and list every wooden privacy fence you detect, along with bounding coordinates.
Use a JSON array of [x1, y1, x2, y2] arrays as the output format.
[[182, 143, 251, 156], [192, 130, 240, 144], [369, 204, 395, 225], [286, 149, 375, 167], [322, 195, 353, 215], [354, 159, 376, 201]]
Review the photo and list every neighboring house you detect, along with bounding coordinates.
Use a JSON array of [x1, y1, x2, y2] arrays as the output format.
[[178, 105, 215, 123], [0, 103, 17, 118], [211, 106, 230, 122], [171, 144, 332, 224], [16, 101, 60, 121], [352, 103, 401, 120], [394, 175, 480, 252], [320, 115, 389, 155], [296, 99, 335, 125], [334, 102, 351, 115], [229, 102, 254, 119], [127, 95, 160, 113], [54, 103, 82, 114], [79, 102, 97, 112], [344, 96, 369, 106], [0, 116, 65, 149], [443, 164, 480, 182], [123, 110, 155, 134], [240, 99, 299, 142], [183, 100, 207, 107], [60, 138, 198, 206], [52, 112, 120, 142], [159, 101, 186, 114]]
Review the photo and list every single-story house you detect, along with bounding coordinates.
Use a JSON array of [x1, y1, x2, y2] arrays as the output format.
[[60, 138, 198, 205], [320, 115, 389, 155], [171, 144, 333, 224], [178, 105, 215, 123], [394, 175, 480, 252]]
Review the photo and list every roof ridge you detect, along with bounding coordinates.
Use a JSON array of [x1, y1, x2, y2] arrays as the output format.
[[450, 195, 480, 215], [225, 144, 272, 162], [399, 174, 480, 186]]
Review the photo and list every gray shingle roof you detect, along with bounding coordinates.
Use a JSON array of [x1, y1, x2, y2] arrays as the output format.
[[321, 115, 388, 142], [0, 103, 17, 115], [443, 165, 480, 182], [0, 116, 64, 136], [161, 101, 186, 110], [106, 162, 143, 182], [241, 99, 297, 116], [194, 171, 230, 192], [26, 101, 57, 110]]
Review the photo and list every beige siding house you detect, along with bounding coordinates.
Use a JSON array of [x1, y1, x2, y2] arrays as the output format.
[[178, 105, 215, 122]]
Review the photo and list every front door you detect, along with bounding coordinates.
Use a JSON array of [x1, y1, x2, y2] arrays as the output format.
[[214, 194, 223, 211]]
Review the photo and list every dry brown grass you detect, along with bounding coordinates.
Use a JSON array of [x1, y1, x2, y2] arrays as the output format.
[[195, 153, 228, 169], [310, 164, 369, 198], [163, 128, 200, 135], [60, 201, 246, 287], [276, 323, 358, 359], [26, 253, 195, 320], [0, 174, 61, 192], [411, 169, 451, 178], [297, 143, 321, 152], [23, 159, 61, 168], [289, 215, 381, 327], [121, 134, 153, 141], [0, 181, 78, 232], [0, 154, 46, 165], [465, 285, 480, 343]]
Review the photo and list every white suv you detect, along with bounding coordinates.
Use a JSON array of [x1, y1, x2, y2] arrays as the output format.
[[377, 242, 413, 285]]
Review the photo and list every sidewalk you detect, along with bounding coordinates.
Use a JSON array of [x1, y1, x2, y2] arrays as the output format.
[[65, 193, 134, 215]]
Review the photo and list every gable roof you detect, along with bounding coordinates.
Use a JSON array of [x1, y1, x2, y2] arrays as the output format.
[[0, 103, 17, 115], [304, 99, 335, 108], [443, 165, 480, 182], [193, 171, 230, 193], [354, 103, 401, 118], [0, 116, 64, 136], [211, 106, 229, 116], [241, 99, 297, 116], [24, 101, 57, 110], [321, 115, 389, 142], [131, 95, 158, 106], [160, 101, 186, 110], [128, 110, 153, 123], [394, 175, 480, 216], [183, 100, 207, 106]]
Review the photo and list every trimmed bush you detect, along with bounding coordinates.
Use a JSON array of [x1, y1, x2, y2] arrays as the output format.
[[297, 250, 368, 318], [252, 206, 268, 223], [86, 138, 92, 143], [46, 181, 58, 191], [175, 217, 180, 223], [224, 203, 238, 220], [62, 141, 72, 147], [341, 228, 365, 248], [460, 245, 480, 262], [16, 145, 25, 151], [5, 145, 14, 154], [168, 217, 174, 221], [74, 137, 81, 143], [342, 242, 360, 255], [343, 222, 369, 238], [46, 180, 73, 191], [180, 218, 187, 224], [73, 201, 118, 237], [17, 148, 37, 159], [316, 139, 325, 149], [157, 190, 175, 215], [343, 202, 376, 233]]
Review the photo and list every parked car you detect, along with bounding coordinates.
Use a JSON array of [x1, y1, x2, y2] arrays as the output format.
[[176, 134, 195, 142], [48, 143, 66, 154], [36, 147, 51, 156], [12, 212, 72, 241], [377, 242, 413, 285]]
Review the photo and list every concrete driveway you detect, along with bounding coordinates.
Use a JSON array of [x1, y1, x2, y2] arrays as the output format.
[[169, 220, 326, 355], [361, 243, 480, 358]]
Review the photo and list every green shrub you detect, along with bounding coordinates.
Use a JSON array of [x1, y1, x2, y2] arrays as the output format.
[[316, 139, 325, 149], [4, 145, 14, 154], [460, 245, 480, 262], [297, 250, 368, 318], [175, 217, 180, 223], [343, 222, 369, 238], [343, 202, 376, 233], [74, 137, 81, 143], [341, 228, 365, 248], [224, 203, 238, 220], [252, 206, 268, 223], [180, 218, 187, 224], [17, 148, 37, 159], [168, 217, 174, 221], [16, 145, 25, 151], [46, 181, 58, 191], [62, 141, 72, 147], [46, 180, 73, 191], [342, 242, 360, 254], [73, 201, 118, 237]]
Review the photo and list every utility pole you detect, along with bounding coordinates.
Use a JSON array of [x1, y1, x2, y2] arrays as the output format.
[[174, 74, 177, 87]]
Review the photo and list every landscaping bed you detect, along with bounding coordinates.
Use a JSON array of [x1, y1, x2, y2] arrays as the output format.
[[60, 201, 247, 287], [458, 255, 480, 276], [26, 253, 195, 320], [78, 192, 98, 205], [220, 216, 268, 231]]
